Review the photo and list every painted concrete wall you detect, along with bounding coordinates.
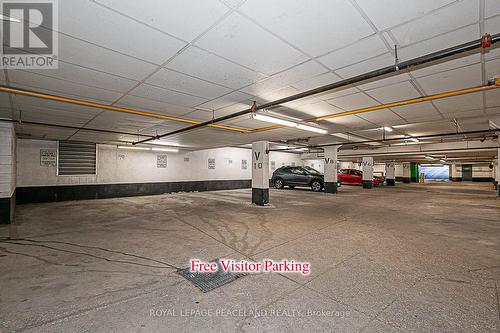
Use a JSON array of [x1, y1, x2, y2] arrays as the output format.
[[16, 139, 302, 187], [0, 123, 16, 198]]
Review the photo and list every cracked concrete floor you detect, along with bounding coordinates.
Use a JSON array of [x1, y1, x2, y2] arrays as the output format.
[[0, 182, 499, 332]]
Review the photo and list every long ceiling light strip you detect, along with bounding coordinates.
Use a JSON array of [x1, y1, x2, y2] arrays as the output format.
[[251, 112, 327, 134], [118, 146, 179, 152]]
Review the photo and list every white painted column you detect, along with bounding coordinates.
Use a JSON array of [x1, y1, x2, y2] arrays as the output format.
[[252, 141, 269, 205], [402, 162, 411, 183], [324, 145, 340, 193], [0, 122, 16, 224], [385, 161, 396, 186], [362, 156, 374, 189], [451, 164, 462, 182]]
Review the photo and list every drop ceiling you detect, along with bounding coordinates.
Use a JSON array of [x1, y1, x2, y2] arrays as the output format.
[[1, 0, 500, 155]]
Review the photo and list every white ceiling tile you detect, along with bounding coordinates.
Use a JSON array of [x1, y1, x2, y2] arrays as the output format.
[[485, 57, 500, 81], [356, 109, 404, 125], [325, 115, 373, 129], [411, 53, 481, 78], [58, 34, 158, 80], [335, 52, 395, 78], [391, 102, 443, 120], [166, 46, 265, 89], [196, 91, 253, 111], [239, 0, 373, 56], [145, 68, 231, 100], [180, 110, 215, 121], [286, 100, 346, 119], [195, 12, 308, 75], [12, 95, 102, 116], [8, 71, 123, 103], [241, 60, 327, 96], [485, 0, 500, 18], [15, 62, 138, 93], [95, 0, 229, 41], [484, 15, 500, 36], [432, 93, 484, 113], [358, 73, 412, 91], [291, 72, 342, 91], [258, 86, 299, 102], [398, 24, 479, 62], [485, 89, 500, 108], [13, 108, 94, 127], [116, 94, 193, 116], [356, 0, 455, 31], [59, 0, 186, 64], [318, 35, 388, 70], [442, 109, 485, 120], [365, 81, 420, 103], [328, 92, 379, 110], [128, 83, 207, 108], [416, 63, 482, 95], [390, 0, 479, 46], [318, 87, 360, 101]]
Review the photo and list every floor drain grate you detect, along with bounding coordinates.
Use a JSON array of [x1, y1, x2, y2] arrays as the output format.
[[177, 259, 245, 292]]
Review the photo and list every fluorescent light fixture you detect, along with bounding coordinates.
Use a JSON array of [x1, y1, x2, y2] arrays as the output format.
[[425, 155, 435, 160], [296, 124, 328, 134], [383, 126, 393, 132], [152, 147, 178, 152], [118, 146, 150, 150], [251, 113, 296, 128], [409, 138, 419, 142], [252, 113, 328, 134], [439, 159, 447, 163], [118, 146, 178, 152]]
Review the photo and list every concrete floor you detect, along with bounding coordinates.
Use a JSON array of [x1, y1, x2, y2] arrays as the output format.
[[1, 182, 499, 333]]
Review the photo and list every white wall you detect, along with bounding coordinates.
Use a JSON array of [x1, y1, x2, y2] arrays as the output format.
[[471, 164, 492, 178], [16, 139, 302, 187], [0, 123, 15, 198]]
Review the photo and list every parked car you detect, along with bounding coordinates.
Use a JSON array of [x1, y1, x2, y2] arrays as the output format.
[[272, 166, 326, 192], [337, 168, 382, 186], [373, 171, 385, 184]]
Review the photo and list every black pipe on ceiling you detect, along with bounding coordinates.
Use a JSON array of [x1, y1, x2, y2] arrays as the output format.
[[0, 118, 156, 139], [133, 33, 500, 145]]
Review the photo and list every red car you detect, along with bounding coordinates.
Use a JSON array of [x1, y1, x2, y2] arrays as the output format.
[[338, 168, 382, 186]]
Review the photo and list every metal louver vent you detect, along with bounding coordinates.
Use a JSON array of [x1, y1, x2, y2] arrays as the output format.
[[58, 141, 96, 176]]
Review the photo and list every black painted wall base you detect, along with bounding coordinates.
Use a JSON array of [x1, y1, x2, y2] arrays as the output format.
[[17, 180, 252, 204], [252, 188, 269, 206], [386, 179, 395, 186], [451, 177, 462, 182], [402, 177, 411, 183], [0, 190, 15, 224], [472, 177, 494, 182], [410, 176, 417, 182], [324, 182, 338, 193], [362, 180, 373, 189]]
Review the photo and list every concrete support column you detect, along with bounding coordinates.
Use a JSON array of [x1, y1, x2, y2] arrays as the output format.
[[0, 122, 16, 224], [402, 163, 411, 183], [252, 141, 269, 205], [385, 162, 396, 186], [451, 164, 462, 181], [323, 146, 339, 193], [362, 156, 374, 189]]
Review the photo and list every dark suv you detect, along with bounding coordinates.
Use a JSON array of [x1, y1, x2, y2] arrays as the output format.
[[271, 166, 325, 192]]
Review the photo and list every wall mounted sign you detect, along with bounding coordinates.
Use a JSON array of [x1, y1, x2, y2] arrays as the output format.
[[184, 157, 190, 162], [157, 155, 168, 168], [208, 158, 216, 170], [271, 161, 276, 170], [241, 159, 248, 170], [40, 149, 56, 167]]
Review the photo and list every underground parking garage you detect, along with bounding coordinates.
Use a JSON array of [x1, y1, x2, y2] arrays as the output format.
[[1, 1, 500, 332]]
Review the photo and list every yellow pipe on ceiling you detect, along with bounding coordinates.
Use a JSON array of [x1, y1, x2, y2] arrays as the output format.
[[0, 86, 252, 133], [249, 80, 500, 133]]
